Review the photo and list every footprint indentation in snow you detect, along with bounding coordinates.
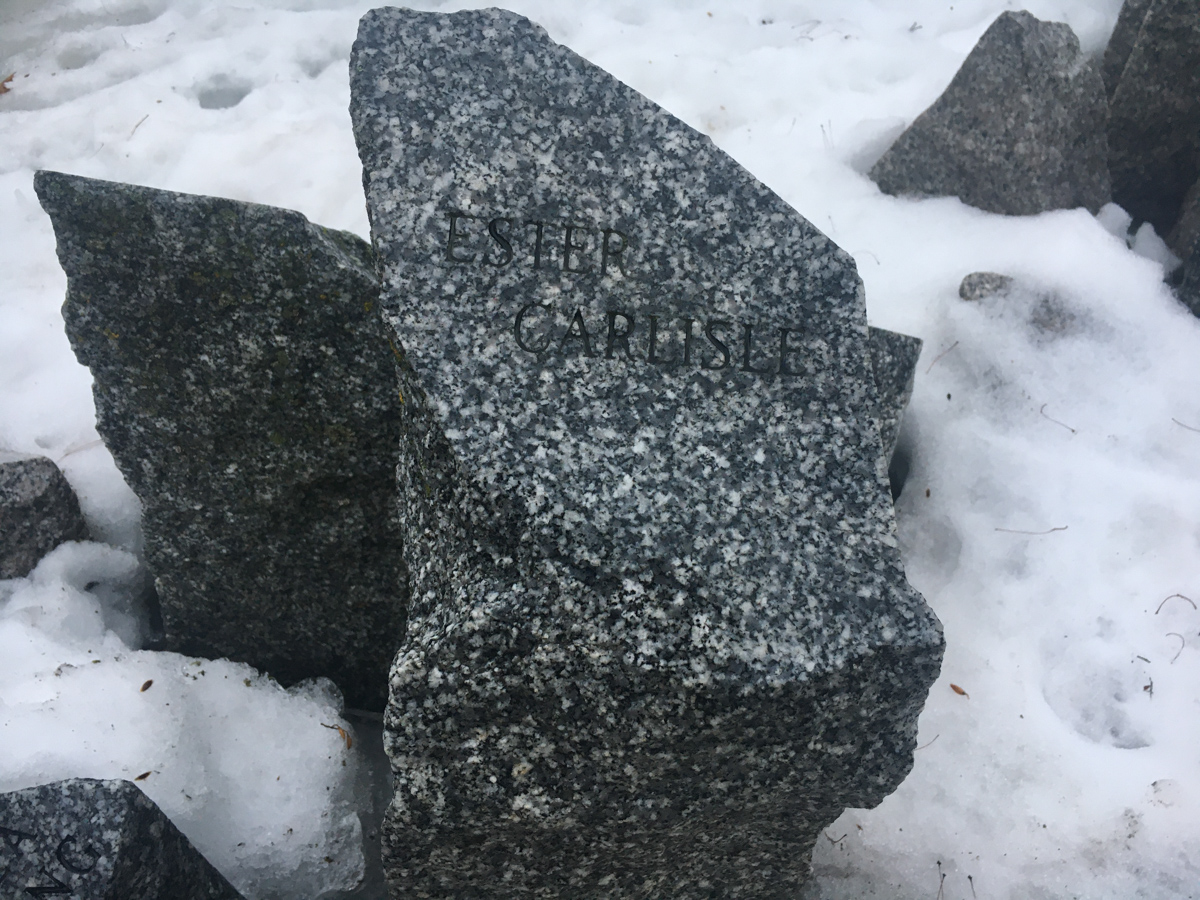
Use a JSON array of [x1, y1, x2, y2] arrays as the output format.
[[57, 43, 103, 71], [1041, 645, 1151, 750], [195, 74, 252, 109]]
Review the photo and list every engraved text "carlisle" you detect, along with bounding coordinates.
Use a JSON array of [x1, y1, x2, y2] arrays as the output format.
[[514, 304, 803, 376]]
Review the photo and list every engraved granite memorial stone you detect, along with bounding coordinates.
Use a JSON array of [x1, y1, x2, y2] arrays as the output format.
[[350, 8, 944, 897], [35, 172, 407, 710], [0, 778, 244, 899]]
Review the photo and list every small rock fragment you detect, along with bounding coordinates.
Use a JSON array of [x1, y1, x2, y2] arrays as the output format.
[[871, 11, 1110, 216], [959, 272, 1015, 302], [0, 456, 89, 579]]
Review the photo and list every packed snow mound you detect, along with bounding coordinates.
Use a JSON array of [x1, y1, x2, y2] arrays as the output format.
[[0, 543, 368, 899]]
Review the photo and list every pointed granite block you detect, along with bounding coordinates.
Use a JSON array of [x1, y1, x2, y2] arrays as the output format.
[[35, 172, 407, 710], [351, 8, 943, 897], [870, 11, 1110, 217]]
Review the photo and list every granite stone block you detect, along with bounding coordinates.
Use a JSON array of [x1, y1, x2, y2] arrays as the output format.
[[1107, 0, 1200, 235], [351, 8, 944, 897], [34, 171, 407, 710], [0, 778, 243, 899], [870, 11, 1110, 217], [0, 456, 89, 579], [867, 327, 921, 463]]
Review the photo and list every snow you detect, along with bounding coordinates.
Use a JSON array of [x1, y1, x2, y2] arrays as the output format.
[[2, 0, 1198, 898]]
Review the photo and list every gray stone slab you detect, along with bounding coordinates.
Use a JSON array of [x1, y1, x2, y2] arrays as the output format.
[[1108, 0, 1200, 235], [870, 11, 1110, 217], [0, 778, 243, 899], [350, 8, 944, 898], [35, 171, 407, 710], [867, 327, 921, 463], [0, 456, 89, 579], [1102, 0, 1154, 98]]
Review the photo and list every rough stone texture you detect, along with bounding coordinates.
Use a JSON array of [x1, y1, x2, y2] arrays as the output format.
[[0, 455, 89, 579], [870, 11, 1110, 217], [1178, 235, 1200, 318], [351, 8, 944, 898], [1168, 175, 1200, 262], [34, 171, 407, 711], [959, 271, 1015, 302], [0, 778, 243, 899], [1102, 0, 1154, 98], [1108, 0, 1200, 236], [866, 327, 921, 463]]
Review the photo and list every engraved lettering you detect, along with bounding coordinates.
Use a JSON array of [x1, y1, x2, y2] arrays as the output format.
[[514, 303, 554, 354], [703, 319, 731, 370], [740, 321, 769, 373], [25, 869, 70, 897], [559, 308, 597, 357], [487, 218, 514, 267], [511, 303, 800, 380], [605, 311, 636, 360], [563, 226, 592, 273], [445, 212, 477, 264], [778, 328, 798, 376], [601, 229, 629, 276], [445, 211, 631, 277], [647, 315, 674, 366], [0, 825, 36, 851], [526, 221, 547, 269], [54, 837, 98, 875]]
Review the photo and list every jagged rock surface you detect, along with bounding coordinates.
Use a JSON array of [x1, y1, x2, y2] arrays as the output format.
[[871, 11, 1110, 217], [35, 171, 407, 710], [0, 455, 89, 579]]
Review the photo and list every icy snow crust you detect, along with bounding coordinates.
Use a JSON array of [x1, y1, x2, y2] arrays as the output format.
[[1, 0, 1197, 898]]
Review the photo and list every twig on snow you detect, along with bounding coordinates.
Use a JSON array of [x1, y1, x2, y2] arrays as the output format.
[[1156, 593, 1197, 614], [1168, 632, 1185, 663], [925, 340, 959, 374]]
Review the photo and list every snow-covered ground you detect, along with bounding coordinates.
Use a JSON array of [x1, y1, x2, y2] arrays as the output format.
[[2, 0, 1198, 897]]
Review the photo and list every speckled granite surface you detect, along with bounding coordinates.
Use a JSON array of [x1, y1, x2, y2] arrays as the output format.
[[0, 778, 243, 899], [871, 10, 1110, 217], [1101, 0, 1154, 98], [0, 456, 89, 579], [35, 171, 407, 710], [351, 8, 944, 897]]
